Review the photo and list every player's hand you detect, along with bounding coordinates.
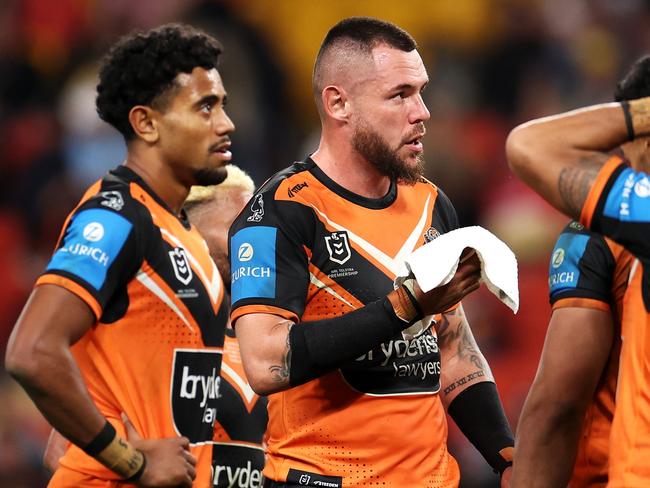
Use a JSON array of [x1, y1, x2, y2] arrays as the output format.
[[500, 466, 512, 488], [415, 248, 482, 315], [122, 414, 197, 487]]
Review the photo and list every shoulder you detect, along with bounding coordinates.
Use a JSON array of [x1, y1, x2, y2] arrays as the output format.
[[232, 162, 316, 229]]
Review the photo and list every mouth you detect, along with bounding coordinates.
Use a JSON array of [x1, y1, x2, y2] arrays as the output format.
[[403, 133, 424, 153], [210, 141, 232, 161]]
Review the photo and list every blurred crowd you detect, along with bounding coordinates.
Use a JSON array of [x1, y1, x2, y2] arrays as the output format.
[[2, 0, 650, 486]]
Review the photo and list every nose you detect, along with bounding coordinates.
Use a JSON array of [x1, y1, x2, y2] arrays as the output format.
[[215, 109, 235, 135], [409, 94, 430, 124]]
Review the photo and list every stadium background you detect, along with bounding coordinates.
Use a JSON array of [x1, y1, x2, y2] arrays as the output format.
[[1, 0, 648, 486]]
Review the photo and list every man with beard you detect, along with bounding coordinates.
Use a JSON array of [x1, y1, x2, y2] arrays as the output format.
[[5, 24, 233, 487], [228, 17, 513, 488]]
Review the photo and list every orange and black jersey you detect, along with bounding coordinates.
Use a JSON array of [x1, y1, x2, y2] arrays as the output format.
[[229, 158, 461, 487], [548, 221, 632, 487], [212, 329, 267, 488], [41, 166, 227, 488], [580, 155, 650, 487]]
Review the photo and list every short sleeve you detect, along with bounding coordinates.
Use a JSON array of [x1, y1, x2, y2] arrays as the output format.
[[548, 221, 615, 311], [229, 188, 312, 324], [581, 155, 650, 260], [36, 193, 142, 319]]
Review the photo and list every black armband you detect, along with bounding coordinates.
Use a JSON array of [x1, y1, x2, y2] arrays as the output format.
[[288, 297, 407, 386], [448, 382, 514, 474]]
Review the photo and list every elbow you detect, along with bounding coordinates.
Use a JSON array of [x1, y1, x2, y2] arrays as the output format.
[[5, 343, 37, 385], [247, 375, 283, 397], [5, 338, 54, 388], [505, 126, 535, 176]]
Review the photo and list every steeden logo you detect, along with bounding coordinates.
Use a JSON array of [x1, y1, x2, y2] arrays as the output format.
[[83, 222, 104, 242], [238, 243, 254, 262]]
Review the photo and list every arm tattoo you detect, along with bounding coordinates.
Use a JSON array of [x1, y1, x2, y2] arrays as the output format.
[[438, 308, 490, 395], [443, 369, 485, 395], [558, 155, 607, 219], [269, 322, 293, 384]]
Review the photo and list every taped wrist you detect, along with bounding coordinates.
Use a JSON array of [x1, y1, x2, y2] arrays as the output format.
[[626, 97, 650, 138], [83, 421, 146, 481], [448, 382, 514, 474], [288, 297, 409, 386]]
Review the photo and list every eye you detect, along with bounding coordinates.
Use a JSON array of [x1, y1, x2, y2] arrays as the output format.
[[200, 102, 212, 113]]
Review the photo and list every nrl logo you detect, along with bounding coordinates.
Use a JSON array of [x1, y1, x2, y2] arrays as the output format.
[[99, 191, 124, 211], [247, 194, 264, 222], [169, 247, 193, 285], [325, 231, 351, 265]]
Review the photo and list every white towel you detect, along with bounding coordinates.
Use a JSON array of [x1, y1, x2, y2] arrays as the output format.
[[394, 226, 519, 340]]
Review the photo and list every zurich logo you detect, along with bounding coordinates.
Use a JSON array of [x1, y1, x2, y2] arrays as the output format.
[[551, 248, 565, 268], [634, 177, 650, 198], [83, 222, 104, 242], [238, 243, 254, 262]]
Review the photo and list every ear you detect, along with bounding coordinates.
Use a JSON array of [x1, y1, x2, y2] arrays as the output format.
[[128, 105, 159, 143], [322, 85, 350, 123]]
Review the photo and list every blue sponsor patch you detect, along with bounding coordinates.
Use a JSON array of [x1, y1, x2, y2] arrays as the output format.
[[230, 227, 276, 302], [46, 208, 132, 290], [603, 168, 650, 223], [548, 232, 588, 298]]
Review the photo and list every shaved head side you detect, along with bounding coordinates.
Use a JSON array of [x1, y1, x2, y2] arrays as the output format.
[[312, 17, 417, 116]]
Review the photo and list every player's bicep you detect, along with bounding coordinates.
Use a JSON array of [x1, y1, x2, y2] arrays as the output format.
[[6, 285, 96, 378], [534, 307, 613, 406]]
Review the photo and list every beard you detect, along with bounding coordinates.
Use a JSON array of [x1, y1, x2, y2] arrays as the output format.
[[351, 121, 424, 185], [193, 166, 228, 186]]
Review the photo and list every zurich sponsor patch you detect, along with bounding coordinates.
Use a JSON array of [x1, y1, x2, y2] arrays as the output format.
[[46, 208, 132, 290], [548, 232, 588, 296], [230, 227, 276, 302], [604, 168, 650, 223]]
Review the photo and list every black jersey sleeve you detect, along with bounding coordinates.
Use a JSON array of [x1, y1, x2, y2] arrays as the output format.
[[229, 186, 313, 322], [548, 221, 616, 306]]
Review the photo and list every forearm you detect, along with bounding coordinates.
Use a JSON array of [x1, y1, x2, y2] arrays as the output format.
[[512, 391, 583, 488], [438, 306, 494, 407], [238, 297, 411, 395]]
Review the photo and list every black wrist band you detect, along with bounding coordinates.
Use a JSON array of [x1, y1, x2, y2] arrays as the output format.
[[401, 283, 424, 319], [621, 100, 635, 141], [125, 451, 147, 482], [448, 381, 514, 474], [83, 421, 116, 456]]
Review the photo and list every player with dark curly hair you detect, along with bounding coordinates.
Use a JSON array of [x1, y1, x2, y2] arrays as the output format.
[[5, 23, 234, 487]]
